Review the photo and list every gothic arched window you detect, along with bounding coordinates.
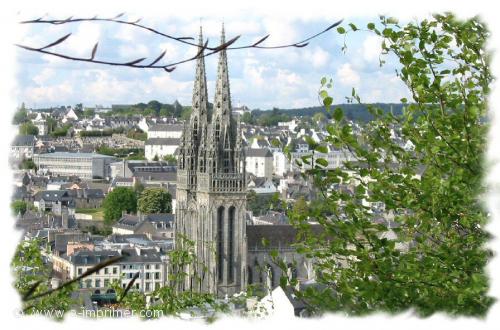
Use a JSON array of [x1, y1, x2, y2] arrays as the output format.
[[217, 206, 224, 283], [267, 264, 275, 288], [228, 206, 235, 282], [247, 266, 253, 285]]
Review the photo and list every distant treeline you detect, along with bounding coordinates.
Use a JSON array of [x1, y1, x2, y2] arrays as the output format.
[[253, 103, 405, 123]]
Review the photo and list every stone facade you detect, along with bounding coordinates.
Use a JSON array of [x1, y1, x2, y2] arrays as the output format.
[[175, 26, 247, 298]]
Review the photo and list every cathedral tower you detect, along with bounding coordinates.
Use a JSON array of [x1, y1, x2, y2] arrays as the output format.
[[176, 25, 247, 297]]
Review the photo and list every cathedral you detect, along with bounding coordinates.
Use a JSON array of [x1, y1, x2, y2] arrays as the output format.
[[175, 25, 315, 298], [175, 25, 247, 297]]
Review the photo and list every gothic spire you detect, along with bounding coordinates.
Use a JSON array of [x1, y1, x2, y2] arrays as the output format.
[[191, 26, 209, 127], [213, 23, 232, 127]]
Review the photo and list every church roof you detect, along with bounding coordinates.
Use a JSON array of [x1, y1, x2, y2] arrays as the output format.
[[246, 224, 325, 250]]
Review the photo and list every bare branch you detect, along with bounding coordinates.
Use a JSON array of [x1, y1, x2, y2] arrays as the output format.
[[16, 15, 344, 72]]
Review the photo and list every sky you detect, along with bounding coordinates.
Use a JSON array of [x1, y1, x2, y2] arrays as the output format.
[[14, 14, 411, 110]]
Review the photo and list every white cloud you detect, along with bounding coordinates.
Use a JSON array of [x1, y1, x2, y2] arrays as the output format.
[[305, 46, 330, 69], [32, 68, 55, 85], [362, 35, 383, 63], [337, 63, 360, 86]]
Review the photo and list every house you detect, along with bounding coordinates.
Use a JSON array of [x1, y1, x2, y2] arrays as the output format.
[[11, 135, 36, 162], [247, 176, 278, 195], [33, 113, 48, 135], [144, 138, 180, 161], [147, 123, 183, 139], [245, 148, 273, 179], [34, 190, 74, 212], [112, 213, 175, 240]]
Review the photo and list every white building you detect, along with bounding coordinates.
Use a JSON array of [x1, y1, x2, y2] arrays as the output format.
[[147, 124, 183, 139], [144, 138, 180, 161], [10, 135, 36, 162], [33, 113, 48, 135], [34, 152, 116, 179], [53, 248, 167, 293], [245, 148, 273, 179]]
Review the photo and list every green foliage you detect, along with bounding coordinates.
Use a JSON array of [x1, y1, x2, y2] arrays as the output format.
[[293, 14, 493, 317], [13, 108, 28, 125], [12, 238, 76, 319], [19, 122, 39, 136], [102, 187, 137, 225], [50, 123, 72, 137], [247, 190, 287, 215], [96, 145, 143, 159], [162, 154, 177, 165], [137, 188, 172, 214], [19, 158, 37, 170], [126, 128, 147, 141], [11, 200, 28, 216]]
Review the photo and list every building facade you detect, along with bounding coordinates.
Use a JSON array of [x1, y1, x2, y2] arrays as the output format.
[[34, 152, 116, 179], [175, 26, 247, 298]]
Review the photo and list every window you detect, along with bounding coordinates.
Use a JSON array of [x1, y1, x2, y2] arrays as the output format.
[[228, 206, 235, 282], [104, 279, 109, 287], [217, 206, 224, 282], [155, 272, 160, 280], [113, 267, 117, 274], [145, 273, 150, 280], [247, 266, 253, 285], [85, 279, 92, 288], [146, 264, 150, 270], [104, 267, 109, 275], [155, 264, 160, 270], [95, 279, 101, 288], [77, 268, 82, 275], [145, 283, 150, 291]]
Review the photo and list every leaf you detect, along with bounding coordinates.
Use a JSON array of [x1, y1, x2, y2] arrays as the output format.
[[213, 35, 240, 52], [39, 33, 71, 50], [316, 158, 329, 167], [333, 107, 344, 121], [324, 19, 344, 32], [367, 23, 376, 30], [315, 145, 328, 154], [348, 23, 358, 31], [252, 34, 270, 46], [337, 26, 346, 34], [90, 42, 98, 60], [114, 12, 125, 19], [294, 42, 309, 48], [124, 58, 146, 65], [149, 50, 166, 66]]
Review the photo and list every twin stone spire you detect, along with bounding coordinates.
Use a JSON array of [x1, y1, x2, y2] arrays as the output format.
[[178, 24, 244, 185]]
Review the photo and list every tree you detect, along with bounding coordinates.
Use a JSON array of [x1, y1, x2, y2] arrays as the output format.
[[19, 158, 37, 170], [289, 14, 493, 317], [102, 187, 137, 225], [19, 122, 39, 136], [11, 238, 76, 319], [138, 188, 172, 214], [83, 108, 95, 118], [13, 107, 28, 125], [11, 200, 28, 216]]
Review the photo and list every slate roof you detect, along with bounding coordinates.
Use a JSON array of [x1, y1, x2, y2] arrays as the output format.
[[120, 248, 163, 263], [145, 138, 181, 146], [246, 224, 325, 250], [12, 135, 36, 146], [149, 124, 183, 132], [68, 249, 120, 266], [34, 190, 72, 202], [246, 148, 273, 157]]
